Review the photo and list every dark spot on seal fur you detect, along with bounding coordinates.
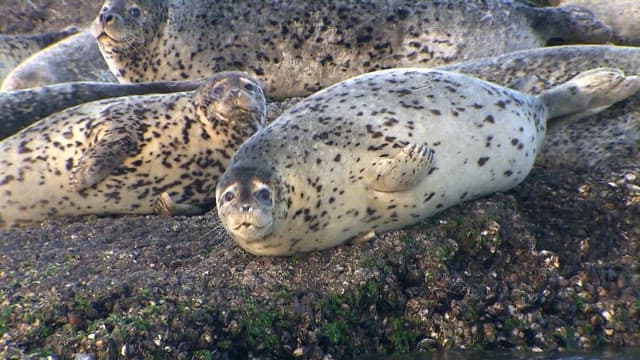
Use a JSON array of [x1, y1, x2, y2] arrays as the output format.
[[478, 157, 490, 166]]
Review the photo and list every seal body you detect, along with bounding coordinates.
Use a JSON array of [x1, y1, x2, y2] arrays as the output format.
[[558, 0, 640, 45], [0, 27, 78, 83], [1, 31, 116, 91], [216, 68, 639, 256], [0, 79, 205, 140], [92, 0, 611, 99], [436, 45, 640, 171], [0, 72, 265, 228]]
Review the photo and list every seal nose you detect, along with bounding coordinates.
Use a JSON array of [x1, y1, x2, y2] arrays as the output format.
[[241, 204, 251, 213], [99, 12, 115, 25]]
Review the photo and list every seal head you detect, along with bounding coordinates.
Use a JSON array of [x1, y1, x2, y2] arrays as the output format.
[[216, 165, 277, 249], [92, 0, 167, 80]]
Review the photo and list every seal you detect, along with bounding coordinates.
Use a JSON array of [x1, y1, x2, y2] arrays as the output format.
[[557, 0, 640, 45], [0, 71, 266, 229], [265, 46, 640, 171], [0, 26, 78, 84], [0, 78, 205, 140], [215, 68, 640, 256], [92, 0, 611, 99], [1, 30, 116, 91]]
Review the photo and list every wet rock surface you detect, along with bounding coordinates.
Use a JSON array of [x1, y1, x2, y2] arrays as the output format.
[[1, 164, 639, 358]]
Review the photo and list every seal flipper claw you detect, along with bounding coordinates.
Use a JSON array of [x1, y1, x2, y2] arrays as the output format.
[[350, 230, 376, 245], [154, 192, 205, 216], [69, 129, 139, 191], [368, 143, 435, 192]]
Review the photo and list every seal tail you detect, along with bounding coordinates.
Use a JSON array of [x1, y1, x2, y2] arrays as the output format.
[[539, 68, 640, 124]]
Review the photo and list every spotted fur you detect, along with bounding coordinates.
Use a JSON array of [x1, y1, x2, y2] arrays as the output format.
[[92, 0, 611, 99], [0, 71, 266, 228], [436, 45, 640, 171], [0, 78, 205, 140], [216, 68, 639, 256]]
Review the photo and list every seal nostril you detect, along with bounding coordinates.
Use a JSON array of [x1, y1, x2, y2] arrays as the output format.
[[241, 204, 251, 213], [100, 13, 114, 24]]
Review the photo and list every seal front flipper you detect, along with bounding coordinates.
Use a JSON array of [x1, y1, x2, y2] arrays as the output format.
[[367, 143, 436, 192], [153, 192, 205, 216], [69, 127, 139, 191]]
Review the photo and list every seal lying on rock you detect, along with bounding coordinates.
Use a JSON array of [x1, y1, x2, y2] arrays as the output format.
[[215, 68, 640, 256], [0, 27, 78, 83], [0, 72, 265, 228], [0, 79, 206, 140], [92, 0, 611, 99], [1, 31, 116, 91]]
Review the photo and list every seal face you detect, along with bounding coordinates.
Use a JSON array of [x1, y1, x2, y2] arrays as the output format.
[[92, 0, 611, 99], [216, 166, 277, 243], [216, 68, 639, 256], [92, 0, 167, 81], [0, 71, 266, 228]]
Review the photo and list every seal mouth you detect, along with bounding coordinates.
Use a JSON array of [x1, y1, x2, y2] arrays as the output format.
[[233, 222, 264, 231], [91, 24, 123, 44], [95, 31, 122, 44]]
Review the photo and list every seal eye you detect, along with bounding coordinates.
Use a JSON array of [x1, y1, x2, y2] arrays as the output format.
[[221, 190, 235, 204], [243, 83, 259, 92], [128, 7, 141, 18], [212, 85, 225, 96], [254, 188, 272, 205]]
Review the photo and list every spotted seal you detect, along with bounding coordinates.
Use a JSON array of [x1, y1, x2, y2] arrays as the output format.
[[1, 30, 116, 91], [92, 0, 611, 99], [260, 45, 640, 172], [0, 71, 265, 228], [0, 78, 206, 140], [215, 68, 639, 256], [0, 27, 78, 84]]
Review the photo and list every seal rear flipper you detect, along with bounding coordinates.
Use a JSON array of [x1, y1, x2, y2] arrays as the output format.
[[154, 192, 205, 216], [367, 143, 435, 192], [69, 129, 139, 191], [540, 67, 640, 124]]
